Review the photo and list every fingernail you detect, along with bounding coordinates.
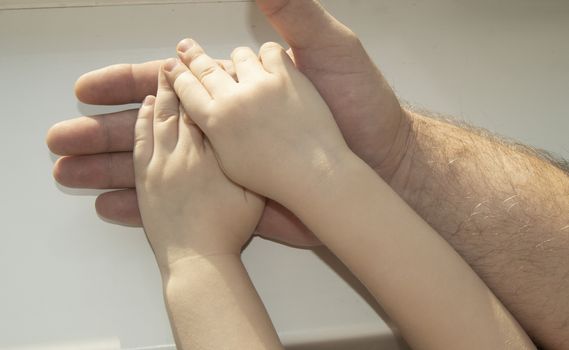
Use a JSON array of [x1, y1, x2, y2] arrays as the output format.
[[143, 95, 155, 106], [177, 38, 195, 53], [163, 58, 178, 72]]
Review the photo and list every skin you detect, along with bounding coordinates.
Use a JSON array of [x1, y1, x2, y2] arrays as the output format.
[[46, 0, 569, 348], [164, 38, 535, 350], [134, 72, 282, 349], [47, 0, 404, 246]]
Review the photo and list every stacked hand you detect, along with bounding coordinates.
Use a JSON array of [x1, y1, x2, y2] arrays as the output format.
[[133, 70, 265, 270], [46, 0, 409, 246], [138, 37, 355, 269], [165, 39, 351, 201]]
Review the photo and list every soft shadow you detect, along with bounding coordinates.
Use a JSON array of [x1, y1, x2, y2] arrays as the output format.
[[54, 181, 105, 197], [285, 332, 410, 350], [49, 150, 59, 163], [246, 2, 287, 47], [76, 101, 140, 117]]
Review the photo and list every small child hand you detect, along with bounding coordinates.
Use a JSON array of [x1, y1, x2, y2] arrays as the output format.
[[163, 39, 352, 203], [134, 71, 265, 271]]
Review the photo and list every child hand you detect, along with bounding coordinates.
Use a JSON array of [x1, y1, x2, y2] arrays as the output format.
[[134, 71, 265, 271], [163, 39, 352, 203]]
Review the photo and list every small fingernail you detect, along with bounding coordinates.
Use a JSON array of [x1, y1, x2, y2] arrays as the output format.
[[143, 95, 155, 106], [163, 58, 178, 72], [177, 38, 195, 53]]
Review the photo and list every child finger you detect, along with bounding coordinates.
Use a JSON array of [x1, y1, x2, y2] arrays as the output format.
[[134, 95, 155, 169], [176, 105, 205, 153], [153, 70, 180, 155], [259, 42, 297, 76], [231, 46, 265, 83], [176, 38, 237, 98], [163, 58, 212, 130]]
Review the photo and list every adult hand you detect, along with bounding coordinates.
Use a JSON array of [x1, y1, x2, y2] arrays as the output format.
[[47, 0, 409, 246]]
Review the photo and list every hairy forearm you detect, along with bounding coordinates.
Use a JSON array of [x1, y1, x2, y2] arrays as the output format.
[[161, 254, 283, 350], [391, 110, 569, 349], [280, 155, 534, 350]]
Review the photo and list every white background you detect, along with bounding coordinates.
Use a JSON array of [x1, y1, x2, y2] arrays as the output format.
[[0, 0, 567, 349]]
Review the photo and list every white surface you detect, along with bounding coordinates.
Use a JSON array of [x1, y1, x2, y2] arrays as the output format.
[[0, 0, 567, 349], [0, 0, 244, 10], [5, 338, 121, 350]]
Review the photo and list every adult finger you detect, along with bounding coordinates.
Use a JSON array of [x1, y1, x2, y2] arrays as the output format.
[[75, 60, 163, 105], [53, 152, 134, 189], [95, 189, 142, 227], [74, 58, 234, 105], [46, 109, 137, 156]]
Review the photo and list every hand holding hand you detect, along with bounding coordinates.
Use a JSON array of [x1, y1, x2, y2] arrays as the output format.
[[163, 39, 352, 202], [134, 70, 264, 271], [48, 0, 408, 246]]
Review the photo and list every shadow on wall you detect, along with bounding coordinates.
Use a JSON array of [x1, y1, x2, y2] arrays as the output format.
[[285, 332, 410, 350]]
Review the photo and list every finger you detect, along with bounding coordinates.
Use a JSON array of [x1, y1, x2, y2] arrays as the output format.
[[163, 58, 212, 128], [259, 42, 297, 75], [231, 46, 265, 83], [254, 0, 345, 50], [153, 69, 180, 154], [95, 189, 142, 227], [176, 38, 236, 97], [75, 60, 163, 105], [134, 96, 155, 170], [46, 110, 137, 156], [74, 58, 234, 105], [218, 59, 237, 81], [53, 152, 134, 189], [176, 106, 204, 152]]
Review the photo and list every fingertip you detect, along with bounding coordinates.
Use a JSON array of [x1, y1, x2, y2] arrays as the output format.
[[259, 42, 295, 74], [137, 95, 155, 122], [45, 122, 62, 155], [141, 95, 156, 108], [51, 156, 80, 188], [95, 190, 142, 227], [73, 72, 88, 102], [74, 67, 110, 104], [161, 58, 183, 87], [259, 41, 285, 54], [176, 38, 196, 55], [51, 155, 84, 188], [52, 156, 65, 184], [45, 120, 77, 156], [162, 58, 179, 73]]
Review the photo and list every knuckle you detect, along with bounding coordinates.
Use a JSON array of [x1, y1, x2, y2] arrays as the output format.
[[183, 45, 205, 62], [155, 113, 177, 123], [197, 64, 218, 82], [260, 41, 283, 53], [231, 46, 253, 62]]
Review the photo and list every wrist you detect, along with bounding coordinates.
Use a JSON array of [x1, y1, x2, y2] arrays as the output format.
[[160, 252, 242, 281], [144, 221, 254, 274], [275, 147, 365, 212], [373, 107, 416, 183]]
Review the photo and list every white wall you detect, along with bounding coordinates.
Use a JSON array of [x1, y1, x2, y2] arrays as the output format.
[[0, 1, 567, 349]]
